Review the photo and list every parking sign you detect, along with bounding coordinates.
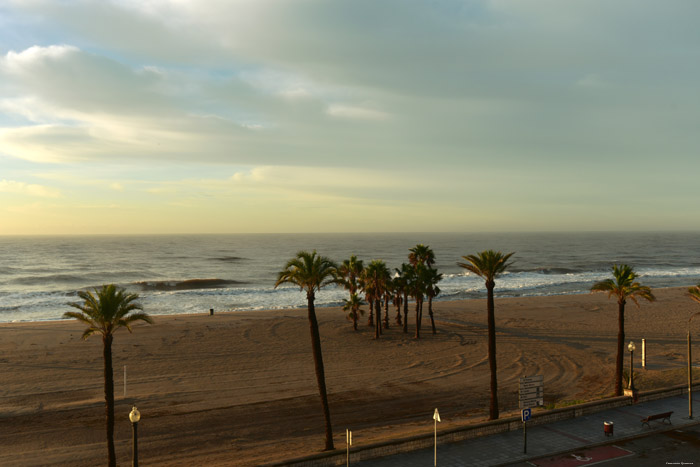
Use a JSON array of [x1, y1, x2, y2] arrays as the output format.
[[521, 408, 531, 422]]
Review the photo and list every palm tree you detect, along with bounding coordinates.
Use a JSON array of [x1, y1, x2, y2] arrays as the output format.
[[591, 264, 655, 397], [63, 284, 153, 467], [383, 279, 393, 329], [343, 293, 364, 331], [409, 244, 435, 268], [337, 255, 364, 296], [391, 275, 404, 326], [275, 250, 338, 451], [363, 260, 390, 339], [397, 263, 413, 333], [426, 267, 443, 335], [458, 250, 514, 420], [410, 263, 429, 339], [337, 256, 364, 330]]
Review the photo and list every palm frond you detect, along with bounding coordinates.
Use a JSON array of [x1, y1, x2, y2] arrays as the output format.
[[275, 250, 338, 295], [118, 312, 155, 332], [591, 264, 655, 306], [458, 250, 514, 282], [689, 284, 700, 305], [81, 327, 98, 340], [63, 284, 151, 338], [63, 310, 97, 327]]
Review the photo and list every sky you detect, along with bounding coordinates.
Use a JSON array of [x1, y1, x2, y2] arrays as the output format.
[[1, 1, 700, 235]]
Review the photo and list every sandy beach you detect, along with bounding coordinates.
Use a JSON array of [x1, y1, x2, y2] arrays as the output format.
[[1, 287, 698, 466]]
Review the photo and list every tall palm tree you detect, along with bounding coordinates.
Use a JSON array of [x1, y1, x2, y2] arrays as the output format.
[[458, 250, 514, 420], [591, 264, 655, 396], [275, 250, 338, 451], [363, 260, 390, 339], [343, 293, 364, 331], [426, 267, 443, 335], [410, 263, 429, 339], [397, 263, 413, 333], [383, 279, 393, 329], [63, 284, 153, 467], [391, 275, 404, 326], [336, 256, 364, 330]]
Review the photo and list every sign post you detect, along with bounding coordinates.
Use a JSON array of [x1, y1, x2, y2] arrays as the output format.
[[346, 429, 352, 467], [521, 408, 531, 454], [519, 375, 543, 455], [124, 365, 127, 398], [433, 408, 441, 466]]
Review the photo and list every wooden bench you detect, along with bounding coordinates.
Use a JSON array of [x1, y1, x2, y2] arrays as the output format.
[[641, 411, 673, 428]]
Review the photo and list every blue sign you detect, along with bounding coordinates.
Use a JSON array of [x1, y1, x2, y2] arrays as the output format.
[[521, 408, 531, 422]]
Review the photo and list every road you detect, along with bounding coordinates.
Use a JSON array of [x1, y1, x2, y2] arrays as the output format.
[[508, 423, 700, 466]]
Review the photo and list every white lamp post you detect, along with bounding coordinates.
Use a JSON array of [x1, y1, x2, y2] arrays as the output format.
[[129, 406, 141, 467], [628, 341, 636, 391]]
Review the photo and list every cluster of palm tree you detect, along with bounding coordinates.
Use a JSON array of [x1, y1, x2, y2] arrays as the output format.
[[334, 244, 444, 340], [59, 247, 700, 459]]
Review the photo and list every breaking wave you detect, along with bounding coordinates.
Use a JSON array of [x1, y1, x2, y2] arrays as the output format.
[[133, 278, 246, 291], [213, 256, 247, 262]]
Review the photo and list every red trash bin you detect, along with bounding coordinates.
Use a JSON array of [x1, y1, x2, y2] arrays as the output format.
[[604, 421, 613, 436]]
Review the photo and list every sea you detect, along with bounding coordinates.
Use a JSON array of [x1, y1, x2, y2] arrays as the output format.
[[1, 232, 699, 323]]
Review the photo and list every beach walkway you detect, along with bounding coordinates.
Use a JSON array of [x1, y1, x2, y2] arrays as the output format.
[[360, 392, 700, 466]]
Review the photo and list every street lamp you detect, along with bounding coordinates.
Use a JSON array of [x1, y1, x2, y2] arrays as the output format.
[[688, 312, 700, 419], [628, 341, 636, 391], [129, 406, 141, 467]]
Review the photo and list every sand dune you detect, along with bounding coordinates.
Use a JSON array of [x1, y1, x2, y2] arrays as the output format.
[[0, 287, 696, 466]]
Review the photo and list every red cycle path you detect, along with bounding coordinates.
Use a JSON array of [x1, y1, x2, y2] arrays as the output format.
[[528, 445, 634, 466]]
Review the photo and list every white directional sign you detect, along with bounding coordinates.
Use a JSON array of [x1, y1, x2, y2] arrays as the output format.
[[519, 387, 544, 397], [433, 408, 441, 423], [519, 375, 544, 409]]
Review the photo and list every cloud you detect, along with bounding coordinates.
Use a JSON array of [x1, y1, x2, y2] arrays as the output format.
[[326, 105, 388, 121], [0, 179, 61, 198], [3, 3, 698, 170], [1, 0, 700, 235]]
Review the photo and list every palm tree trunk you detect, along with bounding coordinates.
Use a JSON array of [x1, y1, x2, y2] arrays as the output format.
[[383, 297, 389, 329], [395, 296, 402, 326], [615, 299, 626, 397], [306, 293, 334, 451], [103, 334, 116, 467], [486, 282, 499, 420], [352, 312, 358, 331], [415, 300, 422, 339], [367, 300, 374, 326], [375, 298, 381, 338], [403, 293, 409, 333], [428, 296, 436, 334]]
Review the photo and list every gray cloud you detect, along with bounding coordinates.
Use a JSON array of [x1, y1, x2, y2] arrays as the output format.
[[2, 1, 700, 185]]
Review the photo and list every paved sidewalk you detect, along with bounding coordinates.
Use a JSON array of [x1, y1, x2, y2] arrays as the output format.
[[360, 393, 700, 466]]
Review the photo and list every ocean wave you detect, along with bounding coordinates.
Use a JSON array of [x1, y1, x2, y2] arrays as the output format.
[[133, 278, 246, 291], [10, 274, 89, 285], [212, 256, 247, 262]]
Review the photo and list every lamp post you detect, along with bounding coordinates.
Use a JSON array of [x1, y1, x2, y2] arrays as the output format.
[[688, 312, 700, 419], [628, 341, 636, 391], [129, 406, 140, 467]]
